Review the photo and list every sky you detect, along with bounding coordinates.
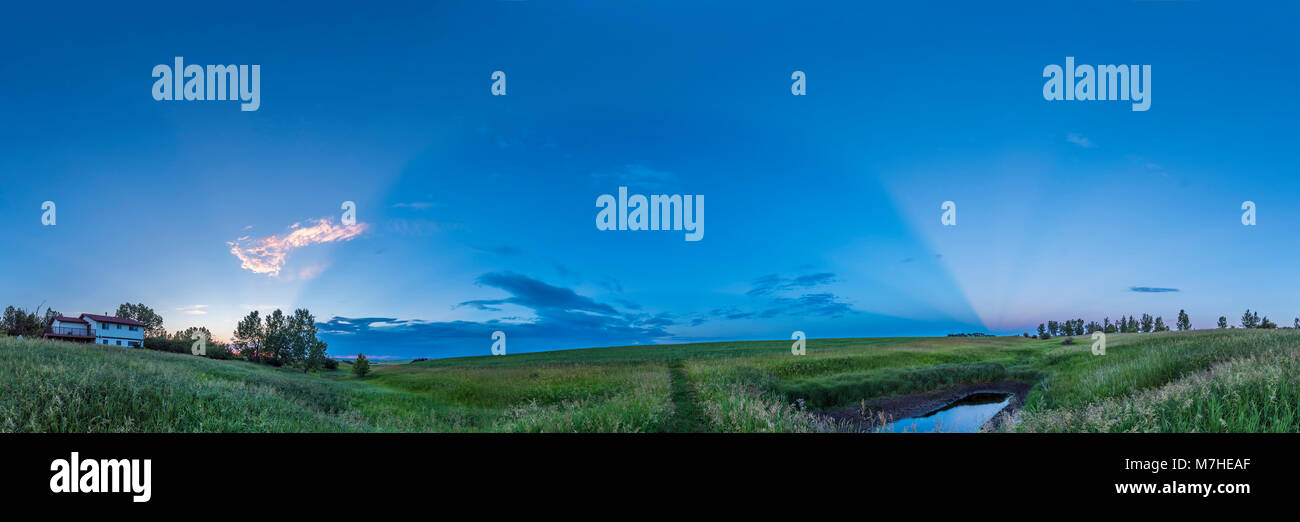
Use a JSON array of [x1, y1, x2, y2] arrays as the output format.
[[2, 2, 1299, 359]]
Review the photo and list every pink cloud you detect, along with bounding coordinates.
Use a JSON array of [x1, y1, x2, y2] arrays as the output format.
[[228, 218, 366, 277]]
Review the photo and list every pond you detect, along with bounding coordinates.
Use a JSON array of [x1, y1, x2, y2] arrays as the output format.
[[879, 392, 1012, 433]]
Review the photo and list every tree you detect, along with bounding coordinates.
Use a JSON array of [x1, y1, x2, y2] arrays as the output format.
[[2, 304, 55, 337], [3, 306, 38, 337], [1037, 323, 1048, 339], [170, 326, 214, 342], [233, 311, 264, 361], [1154, 316, 1168, 332], [1260, 316, 1277, 329], [115, 303, 166, 337], [1241, 309, 1257, 329], [1176, 310, 1191, 331], [285, 308, 325, 372], [352, 354, 370, 378], [307, 338, 329, 372], [262, 309, 289, 362], [1218, 316, 1228, 329], [1140, 314, 1154, 333]]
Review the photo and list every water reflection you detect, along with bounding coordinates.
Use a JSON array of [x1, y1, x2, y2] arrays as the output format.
[[880, 392, 1011, 433]]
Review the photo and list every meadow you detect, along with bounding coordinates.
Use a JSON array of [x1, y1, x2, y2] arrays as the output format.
[[2, 328, 1298, 432]]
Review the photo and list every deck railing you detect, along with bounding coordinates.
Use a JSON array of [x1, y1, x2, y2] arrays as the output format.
[[46, 326, 95, 337]]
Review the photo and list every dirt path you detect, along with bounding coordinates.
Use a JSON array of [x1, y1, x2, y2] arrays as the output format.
[[666, 360, 707, 432], [824, 380, 1033, 433]]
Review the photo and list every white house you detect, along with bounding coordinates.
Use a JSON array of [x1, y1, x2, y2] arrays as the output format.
[[44, 313, 146, 347]]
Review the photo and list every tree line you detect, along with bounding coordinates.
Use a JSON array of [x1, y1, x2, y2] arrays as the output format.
[[231, 309, 331, 372], [2, 301, 336, 372], [1, 304, 59, 337], [1025, 308, 1295, 339]]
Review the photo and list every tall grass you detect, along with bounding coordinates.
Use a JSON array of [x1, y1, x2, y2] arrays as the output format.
[[7, 328, 1300, 433], [0, 337, 674, 432], [1017, 351, 1300, 432]]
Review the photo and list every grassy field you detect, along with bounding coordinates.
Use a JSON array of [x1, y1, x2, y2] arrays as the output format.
[[3, 328, 1299, 432]]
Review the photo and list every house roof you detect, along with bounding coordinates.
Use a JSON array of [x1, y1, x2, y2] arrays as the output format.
[[52, 316, 88, 324], [80, 313, 147, 327]]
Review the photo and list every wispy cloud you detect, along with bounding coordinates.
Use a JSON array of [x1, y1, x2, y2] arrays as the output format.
[[296, 263, 330, 280], [177, 304, 208, 315], [746, 272, 837, 297], [320, 272, 670, 358], [228, 218, 366, 277], [392, 201, 435, 209], [684, 271, 857, 327], [758, 293, 855, 318], [592, 164, 679, 191], [458, 271, 621, 316], [1067, 133, 1096, 148], [1130, 286, 1179, 293]]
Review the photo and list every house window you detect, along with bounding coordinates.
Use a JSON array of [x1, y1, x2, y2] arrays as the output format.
[[116, 340, 122, 346], [102, 339, 108, 345]]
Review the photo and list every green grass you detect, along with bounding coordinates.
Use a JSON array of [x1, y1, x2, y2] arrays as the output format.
[[5, 328, 1300, 432]]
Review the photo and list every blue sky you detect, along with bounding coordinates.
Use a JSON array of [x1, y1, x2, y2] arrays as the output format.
[[2, 2, 1298, 359]]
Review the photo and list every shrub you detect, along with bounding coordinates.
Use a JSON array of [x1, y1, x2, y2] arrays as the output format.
[[206, 344, 235, 360], [352, 354, 370, 378], [323, 358, 339, 370], [1060, 337, 1074, 345], [143, 337, 187, 354]]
